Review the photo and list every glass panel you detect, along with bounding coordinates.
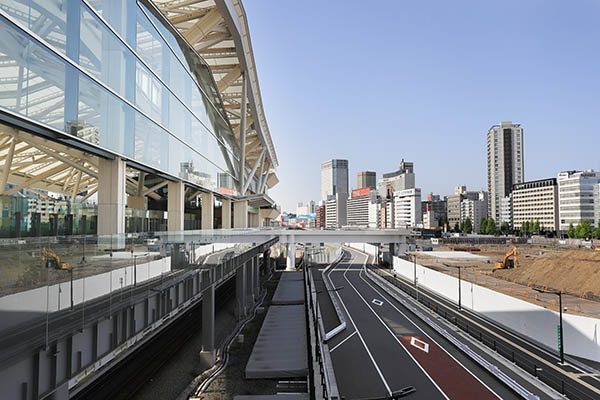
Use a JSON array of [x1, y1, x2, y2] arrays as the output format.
[[79, 4, 134, 101], [86, 0, 132, 40], [134, 113, 169, 172], [136, 6, 164, 78], [135, 61, 163, 122], [0, 16, 67, 131], [77, 74, 133, 156]]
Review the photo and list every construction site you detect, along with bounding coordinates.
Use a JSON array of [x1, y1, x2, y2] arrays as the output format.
[[414, 241, 600, 318]]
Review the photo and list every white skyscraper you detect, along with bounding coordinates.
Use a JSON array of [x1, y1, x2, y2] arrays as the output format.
[[321, 159, 349, 200], [487, 121, 524, 224]]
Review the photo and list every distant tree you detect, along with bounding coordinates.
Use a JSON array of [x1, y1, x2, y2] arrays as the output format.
[[533, 220, 541, 235], [500, 221, 510, 235], [486, 218, 497, 235], [463, 218, 473, 234], [576, 219, 593, 239], [520, 221, 529, 236], [594, 225, 600, 240], [567, 223, 575, 238], [454, 222, 460, 233], [439, 215, 448, 229], [479, 218, 488, 234]]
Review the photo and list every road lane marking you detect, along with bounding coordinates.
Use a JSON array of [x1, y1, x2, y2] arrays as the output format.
[[342, 256, 449, 400], [332, 252, 393, 397], [353, 259, 502, 399], [372, 299, 383, 306], [410, 336, 430, 353], [330, 331, 357, 352]]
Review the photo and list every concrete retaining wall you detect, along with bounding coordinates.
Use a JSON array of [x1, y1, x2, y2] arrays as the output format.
[[392, 256, 600, 363]]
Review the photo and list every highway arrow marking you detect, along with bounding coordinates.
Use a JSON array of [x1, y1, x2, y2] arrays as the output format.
[[410, 337, 429, 353], [372, 299, 383, 306]]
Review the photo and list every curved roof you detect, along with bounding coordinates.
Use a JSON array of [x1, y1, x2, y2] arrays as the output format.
[[151, 0, 278, 188]]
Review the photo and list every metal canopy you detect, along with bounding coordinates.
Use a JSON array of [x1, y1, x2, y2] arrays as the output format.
[[152, 0, 279, 193]]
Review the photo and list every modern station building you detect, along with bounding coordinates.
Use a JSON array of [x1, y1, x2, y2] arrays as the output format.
[[0, 0, 279, 238]]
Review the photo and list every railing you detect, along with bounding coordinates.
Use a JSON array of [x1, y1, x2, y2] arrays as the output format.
[[366, 264, 598, 400], [305, 253, 340, 400]]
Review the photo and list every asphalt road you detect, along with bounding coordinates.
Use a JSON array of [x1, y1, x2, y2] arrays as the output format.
[[325, 248, 519, 400]]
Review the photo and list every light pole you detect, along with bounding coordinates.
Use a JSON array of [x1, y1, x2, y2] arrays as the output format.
[[413, 253, 417, 286], [534, 288, 564, 364]]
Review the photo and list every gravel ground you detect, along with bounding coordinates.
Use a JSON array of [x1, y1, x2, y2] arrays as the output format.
[[130, 297, 238, 400]]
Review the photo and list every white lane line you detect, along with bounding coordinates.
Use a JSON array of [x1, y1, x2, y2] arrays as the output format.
[[330, 331, 357, 353], [332, 252, 393, 397], [342, 251, 449, 399], [357, 264, 503, 400]]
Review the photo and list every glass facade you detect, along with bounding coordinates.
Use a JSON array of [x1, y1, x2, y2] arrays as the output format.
[[0, 0, 240, 192]]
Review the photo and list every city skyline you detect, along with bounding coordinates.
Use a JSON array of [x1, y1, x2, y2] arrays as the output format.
[[245, 0, 600, 212]]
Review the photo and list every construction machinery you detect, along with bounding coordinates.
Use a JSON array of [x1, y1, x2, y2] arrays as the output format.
[[41, 248, 70, 270], [494, 247, 518, 270]]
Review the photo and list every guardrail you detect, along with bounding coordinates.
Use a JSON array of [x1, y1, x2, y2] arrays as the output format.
[[321, 248, 346, 341], [366, 264, 599, 400], [305, 255, 340, 400]]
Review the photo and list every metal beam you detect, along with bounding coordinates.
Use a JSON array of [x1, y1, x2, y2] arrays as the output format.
[[0, 137, 16, 195], [183, 7, 223, 44], [216, 66, 241, 92], [241, 149, 264, 196], [4, 164, 70, 195], [239, 73, 247, 190], [142, 180, 168, 196]]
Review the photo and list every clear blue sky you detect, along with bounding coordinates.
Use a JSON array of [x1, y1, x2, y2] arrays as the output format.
[[244, 0, 600, 213]]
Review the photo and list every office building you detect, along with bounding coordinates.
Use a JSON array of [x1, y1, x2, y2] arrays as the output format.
[[511, 178, 559, 232], [325, 193, 347, 228], [487, 121, 524, 225], [448, 186, 486, 230], [460, 191, 488, 232], [321, 159, 349, 201], [500, 195, 513, 228], [421, 193, 447, 229], [357, 171, 377, 189], [296, 201, 316, 216], [393, 188, 422, 228], [557, 170, 600, 231], [377, 159, 415, 198], [347, 188, 379, 227], [316, 204, 326, 228]]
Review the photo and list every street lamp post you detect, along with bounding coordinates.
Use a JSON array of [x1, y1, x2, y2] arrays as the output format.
[[457, 265, 462, 310], [534, 287, 564, 364]]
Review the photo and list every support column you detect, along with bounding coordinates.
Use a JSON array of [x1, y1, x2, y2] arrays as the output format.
[[222, 199, 232, 229], [168, 181, 185, 231], [98, 157, 126, 236], [247, 260, 255, 304], [235, 265, 247, 319], [286, 242, 296, 271], [254, 255, 260, 296], [200, 283, 215, 365], [201, 192, 214, 230], [233, 200, 248, 228]]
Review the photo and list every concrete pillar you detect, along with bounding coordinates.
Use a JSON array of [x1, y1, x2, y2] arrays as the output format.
[[233, 200, 248, 228], [247, 260, 255, 304], [235, 265, 247, 319], [98, 157, 126, 236], [222, 199, 232, 229], [127, 195, 147, 210], [254, 255, 260, 296], [201, 192, 214, 230], [168, 181, 185, 231], [286, 242, 296, 271], [200, 283, 215, 365]]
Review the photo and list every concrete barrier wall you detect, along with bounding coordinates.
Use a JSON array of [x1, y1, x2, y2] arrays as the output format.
[[0, 257, 172, 324], [346, 243, 378, 257], [193, 243, 235, 260], [392, 256, 600, 362]]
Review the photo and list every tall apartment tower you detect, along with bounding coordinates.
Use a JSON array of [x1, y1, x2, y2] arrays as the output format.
[[321, 159, 349, 200], [487, 121, 524, 224], [357, 171, 376, 189]]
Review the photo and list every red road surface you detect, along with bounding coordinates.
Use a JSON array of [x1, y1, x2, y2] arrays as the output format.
[[398, 335, 499, 400]]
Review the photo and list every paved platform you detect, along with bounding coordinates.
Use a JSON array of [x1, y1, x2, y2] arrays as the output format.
[[421, 251, 489, 260], [271, 272, 304, 305], [245, 305, 307, 379], [234, 395, 309, 400]]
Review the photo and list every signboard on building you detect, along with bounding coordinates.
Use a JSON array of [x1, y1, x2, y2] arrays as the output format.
[[352, 187, 371, 198]]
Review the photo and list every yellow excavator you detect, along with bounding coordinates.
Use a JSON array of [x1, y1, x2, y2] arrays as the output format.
[[41, 248, 70, 270], [494, 247, 518, 270]]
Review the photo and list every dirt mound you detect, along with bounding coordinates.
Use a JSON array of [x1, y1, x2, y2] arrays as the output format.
[[494, 250, 600, 297]]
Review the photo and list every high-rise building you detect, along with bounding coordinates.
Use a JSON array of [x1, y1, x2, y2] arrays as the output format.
[[393, 188, 422, 228], [321, 160, 349, 200], [421, 192, 447, 229], [357, 171, 377, 190], [296, 201, 316, 216], [324, 193, 347, 228], [316, 204, 326, 228], [377, 159, 415, 198], [500, 195, 513, 229], [512, 178, 558, 232], [487, 121, 524, 225], [460, 191, 488, 232], [347, 188, 379, 227], [557, 170, 600, 231]]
